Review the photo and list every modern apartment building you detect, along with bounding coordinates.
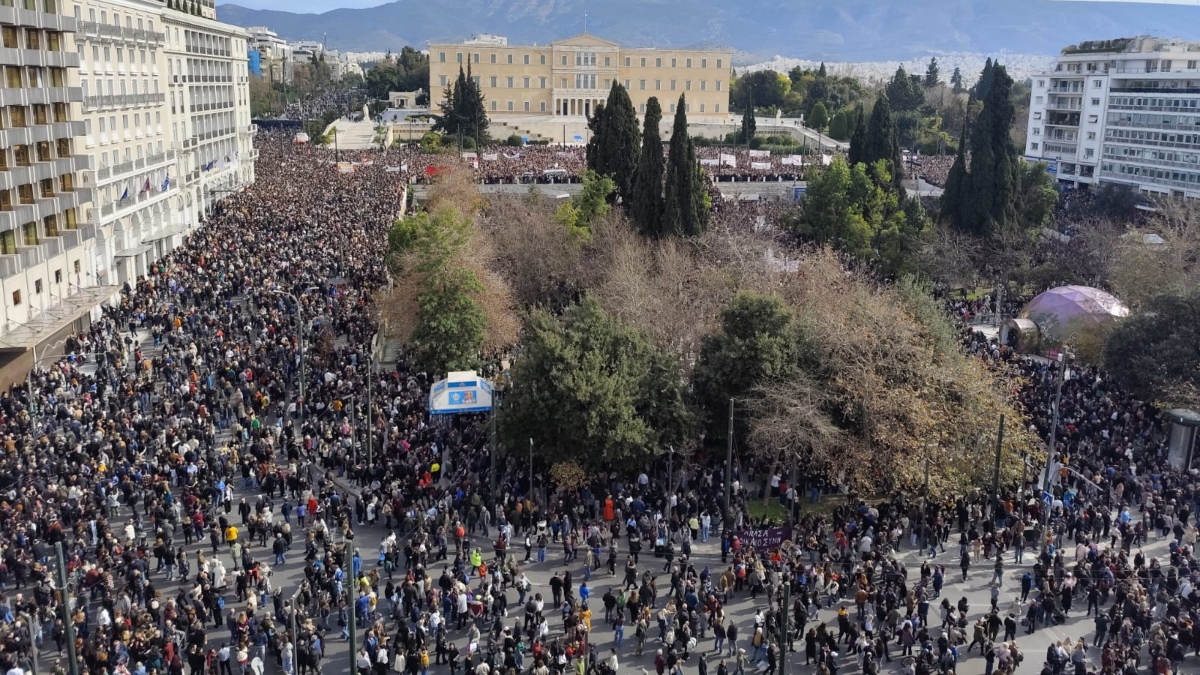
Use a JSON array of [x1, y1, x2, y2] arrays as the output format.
[[428, 33, 732, 119], [0, 0, 254, 374], [0, 0, 100, 364], [1025, 36, 1200, 200]]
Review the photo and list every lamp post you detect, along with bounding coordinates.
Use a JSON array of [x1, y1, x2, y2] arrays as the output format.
[[724, 398, 734, 534], [18, 611, 37, 675], [1040, 348, 1072, 550], [273, 286, 319, 432], [55, 542, 78, 675]]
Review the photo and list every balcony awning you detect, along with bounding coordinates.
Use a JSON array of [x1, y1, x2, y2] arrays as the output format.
[[0, 285, 120, 352], [114, 244, 154, 258], [142, 224, 189, 242]]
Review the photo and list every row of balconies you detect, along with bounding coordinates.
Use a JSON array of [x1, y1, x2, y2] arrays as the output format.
[[185, 46, 231, 58], [76, 20, 166, 47], [0, 156, 87, 192], [0, 222, 99, 280], [0, 120, 85, 148], [193, 127, 233, 143], [171, 74, 233, 84], [0, 46, 80, 70], [0, 5, 76, 33], [90, 150, 175, 184], [1100, 168, 1199, 192], [83, 60, 161, 79], [82, 92, 166, 111], [0, 189, 89, 237], [189, 100, 233, 113], [0, 86, 83, 108]]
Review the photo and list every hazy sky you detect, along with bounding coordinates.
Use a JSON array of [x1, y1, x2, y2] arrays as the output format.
[[217, 0, 386, 12]]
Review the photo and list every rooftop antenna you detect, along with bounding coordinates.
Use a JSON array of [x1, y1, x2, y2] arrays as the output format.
[[583, 10, 588, 34]]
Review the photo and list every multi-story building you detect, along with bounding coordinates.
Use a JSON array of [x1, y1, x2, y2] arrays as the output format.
[[0, 0, 103, 366], [73, 0, 178, 287], [1025, 36, 1200, 200], [161, 2, 255, 236], [428, 33, 732, 119]]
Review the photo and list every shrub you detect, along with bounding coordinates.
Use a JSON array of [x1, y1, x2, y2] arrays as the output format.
[[506, 134, 524, 147]]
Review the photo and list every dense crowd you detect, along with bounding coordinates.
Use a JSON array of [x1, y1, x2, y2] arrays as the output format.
[[0, 123, 1192, 675], [914, 155, 955, 188]]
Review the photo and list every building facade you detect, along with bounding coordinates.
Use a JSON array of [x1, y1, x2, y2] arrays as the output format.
[[0, 0, 102, 358], [429, 34, 732, 119], [1025, 36, 1200, 200]]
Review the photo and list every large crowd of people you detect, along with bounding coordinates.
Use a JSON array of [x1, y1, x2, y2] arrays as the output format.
[[0, 124, 1192, 675]]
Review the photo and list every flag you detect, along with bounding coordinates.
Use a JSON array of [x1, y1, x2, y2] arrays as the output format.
[[142, 177, 151, 194], [161, 174, 170, 192], [119, 186, 128, 201]]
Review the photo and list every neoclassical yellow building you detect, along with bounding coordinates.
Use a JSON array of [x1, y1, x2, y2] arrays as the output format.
[[428, 33, 732, 119]]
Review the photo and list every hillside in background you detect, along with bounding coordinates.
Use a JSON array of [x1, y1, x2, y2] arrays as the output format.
[[216, 0, 1199, 62]]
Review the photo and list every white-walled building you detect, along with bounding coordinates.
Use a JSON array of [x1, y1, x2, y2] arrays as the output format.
[[1025, 36, 1200, 200]]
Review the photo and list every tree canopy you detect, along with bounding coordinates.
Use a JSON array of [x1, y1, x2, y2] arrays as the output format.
[[587, 82, 641, 203], [630, 97, 666, 237], [662, 95, 708, 237], [364, 47, 429, 100], [500, 296, 695, 470], [1104, 291, 1200, 405], [434, 65, 489, 143]]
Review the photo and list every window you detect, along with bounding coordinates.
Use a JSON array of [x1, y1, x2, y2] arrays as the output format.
[[686, 58, 692, 68], [639, 79, 645, 90], [1084, 148, 1095, 158], [639, 103, 645, 113], [700, 104, 705, 112], [1092, 98, 1100, 106], [524, 101, 530, 112], [604, 79, 610, 90], [604, 56, 610, 66], [439, 52, 446, 62], [1033, 127, 1041, 136], [491, 100, 497, 111], [655, 80, 661, 91], [669, 103, 675, 112], [21, 222, 37, 245], [507, 100, 513, 111], [472, 53, 479, 63], [716, 59, 722, 69], [561, 55, 567, 65], [539, 77, 546, 88], [701, 58, 707, 68], [640, 57, 646, 67], [507, 76, 513, 88], [540, 101, 546, 112], [700, 80, 706, 91], [625, 57, 631, 67], [1088, 115, 1098, 123], [671, 58, 676, 68], [1093, 79, 1102, 88], [439, 75, 447, 87], [490, 54, 496, 64], [456, 52, 462, 63], [1031, 142, 1039, 150], [714, 104, 720, 113], [34, 279, 41, 295], [1087, 131, 1096, 140], [624, 79, 630, 88], [11, 291, 19, 307], [524, 54, 529, 65], [540, 55, 546, 65], [715, 80, 722, 91], [523, 77, 529, 88], [685, 80, 691, 91], [506, 54, 513, 64], [670, 80, 676, 90], [490, 76, 497, 87], [1035, 96, 1043, 104], [655, 58, 661, 68]]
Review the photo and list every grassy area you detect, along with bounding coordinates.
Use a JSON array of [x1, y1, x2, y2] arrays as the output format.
[[745, 499, 787, 522]]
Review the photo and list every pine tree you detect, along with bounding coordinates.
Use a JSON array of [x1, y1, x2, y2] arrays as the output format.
[[630, 97, 665, 237], [968, 64, 1020, 235], [595, 81, 640, 203], [924, 57, 940, 88], [886, 66, 923, 112], [663, 95, 702, 237], [817, 62, 827, 78], [950, 66, 964, 93], [848, 103, 867, 166], [862, 96, 905, 193]]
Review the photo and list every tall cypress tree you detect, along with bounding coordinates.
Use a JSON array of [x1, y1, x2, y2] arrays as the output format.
[[973, 58, 995, 102], [740, 93, 755, 145], [864, 96, 903, 184], [940, 126, 970, 230], [596, 82, 641, 203], [848, 103, 867, 166], [663, 95, 701, 237], [631, 97, 665, 237], [969, 64, 1020, 235], [585, 103, 605, 172]]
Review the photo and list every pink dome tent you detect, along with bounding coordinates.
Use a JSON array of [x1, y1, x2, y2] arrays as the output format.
[[1018, 285, 1130, 344]]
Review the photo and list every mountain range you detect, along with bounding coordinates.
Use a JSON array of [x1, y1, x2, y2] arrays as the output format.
[[215, 0, 1200, 63]]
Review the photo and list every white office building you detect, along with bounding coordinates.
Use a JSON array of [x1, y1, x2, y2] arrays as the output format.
[[1025, 36, 1200, 200]]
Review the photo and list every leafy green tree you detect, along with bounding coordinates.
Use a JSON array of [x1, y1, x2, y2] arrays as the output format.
[[1019, 160, 1059, 229], [410, 266, 486, 374], [950, 66, 965, 93], [364, 47, 430, 99], [808, 101, 829, 131], [827, 107, 854, 141], [663, 95, 706, 237], [574, 170, 615, 229], [500, 297, 695, 470], [692, 292, 807, 437], [924, 57, 940, 88], [631, 97, 665, 237], [1104, 291, 1200, 402], [789, 157, 879, 259], [589, 82, 640, 203], [732, 70, 790, 110]]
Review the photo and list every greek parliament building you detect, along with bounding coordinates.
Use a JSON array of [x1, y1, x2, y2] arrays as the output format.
[[1025, 36, 1200, 200], [428, 33, 732, 119], [0, 0, 254, 386]]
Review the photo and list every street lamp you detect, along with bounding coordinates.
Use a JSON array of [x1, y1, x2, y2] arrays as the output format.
[[1040, 346, 1073, 551], [18, 611, 37, 675], [273, 286, 320, 431]]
